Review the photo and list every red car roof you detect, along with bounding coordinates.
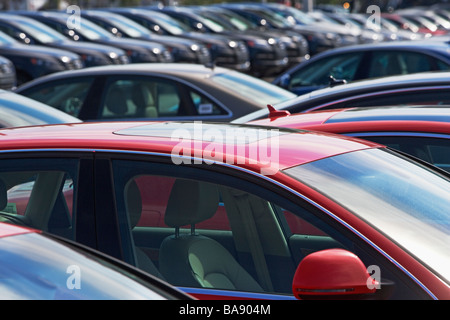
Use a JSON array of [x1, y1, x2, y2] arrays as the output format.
[[0, 121, 380, 172]]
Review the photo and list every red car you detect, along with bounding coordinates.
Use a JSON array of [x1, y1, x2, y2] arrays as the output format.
[[0, 121, 448, 300], [250, 105, 450, 172]]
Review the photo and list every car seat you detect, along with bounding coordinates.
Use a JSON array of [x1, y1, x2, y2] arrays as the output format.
[[125, 179, 165, 279], [158, 179, 264, 292]]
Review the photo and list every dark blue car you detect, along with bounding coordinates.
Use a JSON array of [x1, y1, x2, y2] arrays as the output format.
[[272, 40, 450, 95], [0, 30, 83, 85]]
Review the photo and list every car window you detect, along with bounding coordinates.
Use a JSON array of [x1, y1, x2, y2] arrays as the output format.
[[357, 135, 450, 172], [0, 158, 79, 241], [310, 88, 450, 112], [368, 51, 450, 78], [436, 60, 450, 70], [18, 79, 93, 117], [110, 160, 427, 298], [289, 52, 364, 88], [112, 169, 338, 294], [100, 78, 227, 119]]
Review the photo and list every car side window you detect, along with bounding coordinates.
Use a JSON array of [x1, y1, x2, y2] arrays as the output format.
[[316, 89, 450, 111], [358, 136, 450, 173], [18, 79, 93, 117], [289, 52, 364, 88], [100, 78, 226, 119], [436, 60, 450, 70], [368, 51, 448, 78], [111, 161, 359, 295], [189, 91, 227, 116], [0, 158, 79, 241]]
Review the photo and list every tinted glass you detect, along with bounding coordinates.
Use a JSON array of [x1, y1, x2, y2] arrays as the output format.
[[358, 135, 450, 172], [289, 53, 364, 87], [0, 158, 79, 241], [100, 78, 227, 119], [368, 51, 448, 77], [19, 79, 93, 117]]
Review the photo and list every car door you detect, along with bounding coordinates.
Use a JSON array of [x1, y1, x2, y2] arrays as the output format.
[[91, 151, 433, 300]]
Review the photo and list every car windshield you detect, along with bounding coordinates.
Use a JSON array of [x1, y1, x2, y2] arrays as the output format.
[[195, 14, 226, 32], [211, 71, 297, 105], [77, 18, 113, 40], [149, 13, 191, 35], [102, 14, 153, 38], [285, 148, 450, 283], [0, 30, 18, 45], [0, 233, 167, 299], [217, 10, 258, 31], [14, 19, 66, 44]]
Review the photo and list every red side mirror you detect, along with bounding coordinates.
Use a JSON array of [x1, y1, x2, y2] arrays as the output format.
[[292, 248, 378, 299]]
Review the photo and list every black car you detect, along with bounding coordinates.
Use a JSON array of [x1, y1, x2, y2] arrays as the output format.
[[107, 7, 251, 72], [0, 13, 129, 67], [20, 11, 173, 64], [214, 3, 342, 55], [80, 10, 211, 65], [14, 63, 297, 122], [0, 55, 15, 90], [233, 71, 450, 123], [188, 5, 310, 68], [0, 30, 83, 85], [271, 40, 450, 95], [156, 6, 289, 76]]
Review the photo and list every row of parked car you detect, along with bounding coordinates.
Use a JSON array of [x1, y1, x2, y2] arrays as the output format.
[[1, 3, 450, 88], [1, 3, 450, 301]]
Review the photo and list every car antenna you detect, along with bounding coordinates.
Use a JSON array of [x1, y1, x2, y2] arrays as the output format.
[[267, 104, 290, 120], [328, 75, 347, 87]]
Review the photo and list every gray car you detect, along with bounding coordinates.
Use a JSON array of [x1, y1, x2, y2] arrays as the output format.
[[15, 63, 297, 122]]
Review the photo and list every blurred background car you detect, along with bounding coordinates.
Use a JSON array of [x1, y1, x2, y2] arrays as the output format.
[[233, 71, 450, 123], [0, 89, 80, 127], [257, 2, 381, 44], [213, 3, 344, 55], [106, 7, 251, 72], [0, 30, 83, 85], [0, 222, 192, 300], [186, 5, 310, 69], [154, 6, 290, 77], [0, 55, 15, 90], [80, 10, 211, 65], [19, 11, 174, 64], [14, 63, 297, 122], [0, 13, 129, 67], [381, 13, 435, 37], [271, 40, 450, 95]]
